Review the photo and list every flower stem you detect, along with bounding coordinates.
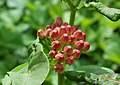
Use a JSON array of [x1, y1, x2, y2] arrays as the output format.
[[69, 9, 76, 25], [58, 73, 64, 85]]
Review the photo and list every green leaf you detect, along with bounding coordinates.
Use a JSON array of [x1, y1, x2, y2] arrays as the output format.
[[2, 42, 50, 85], [64, 71, 86, 82], [2, 75, 11, 85], [64, 65, 114, 82], [78, 65, 114, 75], [64, 65, 119, 84], [85, 2, 120, 21]]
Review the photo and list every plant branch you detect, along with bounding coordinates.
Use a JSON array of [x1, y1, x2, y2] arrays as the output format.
[[58, 73, 64, 85], [66, 0, 75, 9]]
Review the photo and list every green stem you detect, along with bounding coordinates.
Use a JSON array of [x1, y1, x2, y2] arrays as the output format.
[[58, 73, 64, 85], [69, 9, 76, 25]]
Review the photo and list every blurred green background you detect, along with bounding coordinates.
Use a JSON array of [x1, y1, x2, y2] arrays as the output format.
[[0, 0, 120, 85]]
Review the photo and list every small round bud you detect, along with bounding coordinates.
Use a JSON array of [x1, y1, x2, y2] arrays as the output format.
[[72, 49, 80, 59], [81, 32, 86, 40], [60, 33, 69, 44], [49, 50, 57, 58], [65, 56, 74, 65], [62, 22, 68, 26], [45, 24, 51, 30], [55, 27, 61, 35], [64, 46, 73, 55], [52, 40, 61, 50], [75, 40, 84, 49], [73, 30, 82, 40], [54, 17, 63, 27], [54, 64, 64, 73], [83, 42, 90, 51], [60, 26, 67, 35], [49, 29, 59, 40], [55, 53, 64, 62], [69, 26, 78, 34], [51, 23, 59, 29], [37, 29, 45, 39], [69, 35, 76, 44], [45, 28, 52, 36]]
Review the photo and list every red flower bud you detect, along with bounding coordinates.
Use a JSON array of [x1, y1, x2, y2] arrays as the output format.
[[62, 22, 68, 26], [81, 32, 86, 40], [69, 26, 78, 34], [60, 33, 69, 44], [52, 40, 61, 50], [75, 40, 84, 49], [65, 56, 74, 65], [69, 35, 76, 44], [45, 28, 52, 36], [54, 17, 63, 27], [54, 64, 64, 73], [37, 29, 45, 39], [51, 23, 59, 29], [83, 42, 90, 51], [66, 25, 71, 34], [64, 46, 73, 55], [54, 27, 61, 35], [55, 53, 64, 62], [73, 30, 82, 40], [72, 49, 80, 59], [49, 29, 59, 40], [60, 26, 67, 35], [49, 50, 57, 58], [45, 24, 51, 30]]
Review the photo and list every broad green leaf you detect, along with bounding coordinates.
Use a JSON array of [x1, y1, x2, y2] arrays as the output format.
[[78, 65, 114, 75], [2, 75, 11, 85], [64, 71, 86, 82], [85, 2, 120, 21], [2, 42, 50, 85]]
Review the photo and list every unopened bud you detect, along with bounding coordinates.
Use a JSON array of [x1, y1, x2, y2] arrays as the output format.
[[60, 33, 69, 44], [54, 17, 63, 27], [37, 29, 45, 39], [49, 29, 59, 40], [65, 56, 74, 65], [64, 46, 73, 55], [69, 35, 76, 44], [83, 42, 90, 51], [54, 64, 64, 73], [75, 40, 84, 49], [72, 49, 80, 59], [73, 30, 82, 40], [55, 53, 64, 62], [52, 40, 61, 50], [49, 50, 57, 58]]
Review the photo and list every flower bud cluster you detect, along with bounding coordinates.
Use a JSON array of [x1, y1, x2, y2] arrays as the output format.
[[37, 17, 90, 73]]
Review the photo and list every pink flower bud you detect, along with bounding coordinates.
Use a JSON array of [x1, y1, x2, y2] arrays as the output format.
[[52, 40, 61, 50], [65, 56, 74, 65], [54, 27, 61, 35], [37, 29, 45, 39], [64, 46, 73, 55], [62, 22, 68, 26], [49, 50, 57, 58], [69, 26, 78, 34], [45, 28, 52, 36], [75, 40, 84, 49], [49, 29, 59, 40], [55, 53, 64, 62], [81, 32, 86, 40], [72, 49, 80, 59], [83, 42, 90, 51], [66, 25, 71, 34], [60, 33, 69, 44], [54, 64, 64, 73], [51, 23, 59, 29], [73, 30, 82, 40], [60, 26, 67, 35], [54, 17, 63, 27], [45, 24, 51, 30], [69, 35, 76, 44]]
